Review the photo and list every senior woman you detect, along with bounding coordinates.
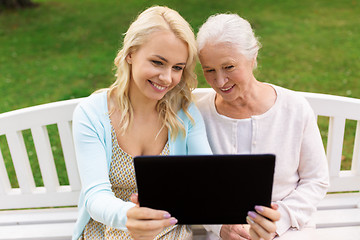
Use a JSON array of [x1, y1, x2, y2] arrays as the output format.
[[195, 14, 329, 240]]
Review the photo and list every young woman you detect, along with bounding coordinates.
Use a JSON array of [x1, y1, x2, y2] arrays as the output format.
[[72, 6, 211, 240]]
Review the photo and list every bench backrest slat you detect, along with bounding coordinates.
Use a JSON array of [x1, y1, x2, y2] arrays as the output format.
[[6, 131, 36, 194], [0, 150, 11, 195], [327, 117, 346, 178], [57, 121, 81, 190], [31, 125, 60, 192]]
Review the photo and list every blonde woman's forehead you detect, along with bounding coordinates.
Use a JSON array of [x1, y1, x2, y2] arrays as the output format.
[[138, 31, 188, 63]]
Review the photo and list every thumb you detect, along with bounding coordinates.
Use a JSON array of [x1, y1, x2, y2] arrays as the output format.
[[130, 193, 139, 206], [271, 203, 279, 210]]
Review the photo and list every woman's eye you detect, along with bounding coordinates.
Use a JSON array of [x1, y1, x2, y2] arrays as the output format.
[[205, 69, 215, 73], [225, 65, 234, 70], [151, 60, 163, 66], [173, 66, 184, 71]]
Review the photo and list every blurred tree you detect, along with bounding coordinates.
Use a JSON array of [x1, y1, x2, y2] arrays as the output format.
[[0, 0, 38, 9]]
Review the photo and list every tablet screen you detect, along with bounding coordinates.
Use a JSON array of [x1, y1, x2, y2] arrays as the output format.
[[134, 154, 275, 224]]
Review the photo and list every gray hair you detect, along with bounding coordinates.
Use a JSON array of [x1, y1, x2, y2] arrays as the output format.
[[197, 13, 261, 68]]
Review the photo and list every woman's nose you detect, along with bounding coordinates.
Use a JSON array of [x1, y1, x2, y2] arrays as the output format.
[[159, 68, 172, 85], [215, 72, 228, 87]]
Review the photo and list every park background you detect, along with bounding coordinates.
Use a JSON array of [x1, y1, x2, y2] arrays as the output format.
[[1, 0, 360, 186]]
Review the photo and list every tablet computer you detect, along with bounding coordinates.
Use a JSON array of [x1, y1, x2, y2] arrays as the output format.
[[133, 154, 275, 224]]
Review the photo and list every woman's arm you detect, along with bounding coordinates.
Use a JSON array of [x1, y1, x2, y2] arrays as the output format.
[[273, 100, 329, 235], [73, 104, 135, 229]]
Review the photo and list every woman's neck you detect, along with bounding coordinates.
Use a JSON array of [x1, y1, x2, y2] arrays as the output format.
[[128, 83, 159, 117]]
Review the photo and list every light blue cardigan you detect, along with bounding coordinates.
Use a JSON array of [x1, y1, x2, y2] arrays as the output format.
[[72, 91, 212, 239]]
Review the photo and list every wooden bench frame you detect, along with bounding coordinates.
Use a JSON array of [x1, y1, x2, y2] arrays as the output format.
[[0, 88, 359, 239]]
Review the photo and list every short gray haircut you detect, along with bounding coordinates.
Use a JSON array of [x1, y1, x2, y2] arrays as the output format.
[[197, 13, 261, 68]]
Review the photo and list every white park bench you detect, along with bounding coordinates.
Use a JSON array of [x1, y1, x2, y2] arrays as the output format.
[[0, 88, 359, 240]]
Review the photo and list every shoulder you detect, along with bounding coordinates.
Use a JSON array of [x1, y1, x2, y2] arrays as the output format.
[[177, 102, 202, 121], [73, 90, 108, 122], [271, 84, 315, 119], [273, 85, 311, 109], [72, 90, 111, 145], [76, 90, 107, 110]]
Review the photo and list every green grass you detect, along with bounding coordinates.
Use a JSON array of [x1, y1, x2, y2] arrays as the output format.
[[1, 0, 360, 187]]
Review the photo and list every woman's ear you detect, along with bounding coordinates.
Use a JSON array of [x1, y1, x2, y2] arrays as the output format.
[[126, 53, 132, 64], [252, 52, 258, 69]]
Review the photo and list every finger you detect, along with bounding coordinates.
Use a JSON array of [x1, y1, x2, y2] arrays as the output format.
[[130, 193, 139, 206], [255, 205, 281, 222], [238, 235, 250, 240], [248, 223, 261, 240], [247, 212, 275, 240], [249, 209, 276, 234], [127, 206, 171, 221], [127, 217, 178, 232], [247, 216, 271, 240], [127, 217, 177, 240]]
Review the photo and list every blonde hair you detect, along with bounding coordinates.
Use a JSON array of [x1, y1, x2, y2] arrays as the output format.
[[108, 6, 197, 139]]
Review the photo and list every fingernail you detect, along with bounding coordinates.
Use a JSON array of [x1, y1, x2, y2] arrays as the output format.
[[170, 218, 178, 225], [248, 211, 257, 219], [246, 216, 255, 224], [255, 205, 264, 212], [164, 213, 171, 219]]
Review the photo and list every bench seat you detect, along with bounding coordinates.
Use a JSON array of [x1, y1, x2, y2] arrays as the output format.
[[0, 207, 78, 226], [316, 226, 360, 239], [0, 208, 77, 240], [0, 208, 209, 240], [314, 207, 360, 228], [315, 192, 360, 229], [0, 222, 74, 240]]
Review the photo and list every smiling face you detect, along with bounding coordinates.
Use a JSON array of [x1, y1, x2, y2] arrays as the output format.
[[126, 30, 188, 102], [199, 42, 255, 102]]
